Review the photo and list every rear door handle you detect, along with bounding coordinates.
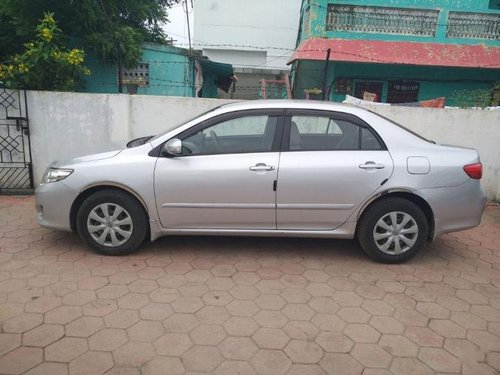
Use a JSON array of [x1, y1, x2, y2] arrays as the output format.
[[359, 161, 385, 170], [249, 163, 275, 172]]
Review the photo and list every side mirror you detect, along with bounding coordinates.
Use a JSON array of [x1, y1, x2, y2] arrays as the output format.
[[162, 138, 182, 156]]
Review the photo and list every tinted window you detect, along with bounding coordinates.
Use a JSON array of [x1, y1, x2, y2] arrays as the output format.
[[289, 115, 383, 151], [181, 115, 277, 156], [294, 116, 342, 135], [361, 127, 383, 150]]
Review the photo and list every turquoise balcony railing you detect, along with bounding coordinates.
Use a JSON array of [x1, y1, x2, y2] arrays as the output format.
[[326, 5, 439, 37], [447, 12, 500, 40]]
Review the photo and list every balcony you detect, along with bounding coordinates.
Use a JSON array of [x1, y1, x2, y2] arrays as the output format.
[[447, 12, 500, 40], [326, 5, 439, 37]]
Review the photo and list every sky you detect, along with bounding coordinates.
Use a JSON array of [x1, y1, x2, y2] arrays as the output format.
[[163, 2, 194, 48]]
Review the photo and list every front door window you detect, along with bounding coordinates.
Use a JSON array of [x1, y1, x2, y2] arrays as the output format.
[[181, 115, 278, 156]]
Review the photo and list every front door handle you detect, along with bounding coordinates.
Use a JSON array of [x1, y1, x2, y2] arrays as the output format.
[[359, 161, 385, 170], [249, 163, 275, 172]]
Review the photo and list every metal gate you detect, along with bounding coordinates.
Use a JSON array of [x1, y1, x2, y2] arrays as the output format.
[[0, 88, 33, 194]]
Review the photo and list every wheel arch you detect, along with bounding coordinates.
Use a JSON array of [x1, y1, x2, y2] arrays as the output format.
[[356, 190, 435, 240], [69, 183, 150, 233]]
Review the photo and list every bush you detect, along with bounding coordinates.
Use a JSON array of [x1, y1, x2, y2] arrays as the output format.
[[451, 83, 499, 109], [0, 13, 90, 91]]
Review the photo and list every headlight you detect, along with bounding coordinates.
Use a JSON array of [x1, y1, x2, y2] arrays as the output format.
[[42, 168, 74, 184]]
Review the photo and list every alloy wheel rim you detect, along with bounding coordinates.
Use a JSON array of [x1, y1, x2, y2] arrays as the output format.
[[87, 203, 133, 247], [373, 211, 418, 255]]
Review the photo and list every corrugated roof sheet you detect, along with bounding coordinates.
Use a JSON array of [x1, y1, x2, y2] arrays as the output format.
[[288, 38, 500, 69]]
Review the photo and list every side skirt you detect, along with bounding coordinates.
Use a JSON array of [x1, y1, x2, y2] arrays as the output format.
[[149, 219, 357, 242]]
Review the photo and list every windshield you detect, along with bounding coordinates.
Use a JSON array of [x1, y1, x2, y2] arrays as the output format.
[[149, 106, 222, 143]]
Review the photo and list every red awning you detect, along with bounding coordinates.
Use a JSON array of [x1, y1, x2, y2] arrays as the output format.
[[288, 38, 500, 69]]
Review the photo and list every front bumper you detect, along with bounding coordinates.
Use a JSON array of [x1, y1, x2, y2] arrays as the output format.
[[35, 181, 78, 232], [419, 179, 487, 239]]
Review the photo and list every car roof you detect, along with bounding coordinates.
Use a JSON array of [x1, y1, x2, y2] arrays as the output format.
[[216, 99, 361, 113], [149, 98, 433, 150]]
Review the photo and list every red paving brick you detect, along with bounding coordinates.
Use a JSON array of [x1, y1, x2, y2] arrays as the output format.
[[0, 196, 499, 374]]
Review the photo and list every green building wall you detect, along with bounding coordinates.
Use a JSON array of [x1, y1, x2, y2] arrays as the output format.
[[81, 44, 196, 97], [301, 0, 500, 46], [81, 55, 118, 94], [294, 0, 499, 104], [139, 44, 195, 97], [294, 60, 500, 105]]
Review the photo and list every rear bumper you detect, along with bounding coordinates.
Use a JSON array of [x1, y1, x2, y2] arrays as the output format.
[[35, 182, 77, 232], [418, 179, 487, 239]]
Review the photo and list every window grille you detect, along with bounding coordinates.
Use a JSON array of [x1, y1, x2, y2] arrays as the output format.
[[120, 63, 150, 86], [447, 12, 500, 40], [326, 4, 439, 37]]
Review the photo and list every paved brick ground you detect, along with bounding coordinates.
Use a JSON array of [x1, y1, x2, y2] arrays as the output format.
[[0, 196, 499, 375]]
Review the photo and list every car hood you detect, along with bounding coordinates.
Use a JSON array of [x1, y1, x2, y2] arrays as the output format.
[[52, 150, 123, 167]]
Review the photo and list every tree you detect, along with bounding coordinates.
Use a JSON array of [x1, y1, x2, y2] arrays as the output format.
[[0, 13, 90, 91], [0, 0, 180, 67]]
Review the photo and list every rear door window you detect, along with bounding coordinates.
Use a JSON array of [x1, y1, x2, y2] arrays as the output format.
[[288, 115, 383, 151]]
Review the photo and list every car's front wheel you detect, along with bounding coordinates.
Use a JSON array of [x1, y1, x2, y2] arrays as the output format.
[[76, 189, 148, 255], [357, 198, 428, 263]]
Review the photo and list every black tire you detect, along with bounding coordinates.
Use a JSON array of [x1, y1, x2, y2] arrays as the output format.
[[357, 198, 428, 263], [76, 189, 148, 255]]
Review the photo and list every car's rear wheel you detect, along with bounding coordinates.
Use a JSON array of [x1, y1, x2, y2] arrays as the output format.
[[357, 198, 428, 263], [76, 189, 148, 255]]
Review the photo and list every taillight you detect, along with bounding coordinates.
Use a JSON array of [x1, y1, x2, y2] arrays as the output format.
[[463, 163, 482, 179]]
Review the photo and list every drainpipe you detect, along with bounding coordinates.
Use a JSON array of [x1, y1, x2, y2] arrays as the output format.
[[322, 48, 331, 101], [116, 41, 123, 93], [327, 62, 336, 101], [183, 0, 195, 97], [192, 59, 196, 97]]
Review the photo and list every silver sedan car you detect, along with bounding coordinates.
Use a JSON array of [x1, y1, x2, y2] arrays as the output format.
[[35, 100, 486, 262]]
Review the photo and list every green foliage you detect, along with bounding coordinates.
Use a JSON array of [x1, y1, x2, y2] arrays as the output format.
[[0, 13, 90, 91], [0, 0, 179, 67], [491, 82, 500, 107], [451, 84, 498, 108]]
